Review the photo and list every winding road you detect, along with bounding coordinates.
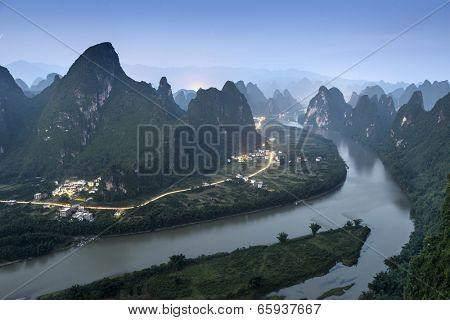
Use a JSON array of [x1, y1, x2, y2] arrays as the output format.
[[0, 152, 275, 211]]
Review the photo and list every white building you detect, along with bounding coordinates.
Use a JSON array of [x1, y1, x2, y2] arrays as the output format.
[[34, 193, 48, 200]]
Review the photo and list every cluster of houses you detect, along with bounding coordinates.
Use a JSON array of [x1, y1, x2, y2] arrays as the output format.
[[58, 205, 94, 222], [271, 152, 324, 168], [231, 149, 271, 163], [52, 177, 102, 199]]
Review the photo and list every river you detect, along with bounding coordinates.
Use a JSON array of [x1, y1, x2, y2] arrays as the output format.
[[0, 132, 413, 299]]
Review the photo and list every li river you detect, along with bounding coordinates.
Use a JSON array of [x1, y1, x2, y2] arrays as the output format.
[[0, 131, 413, 299]]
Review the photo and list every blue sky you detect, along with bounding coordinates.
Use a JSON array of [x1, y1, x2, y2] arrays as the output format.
[[0, 0, 449, 82]]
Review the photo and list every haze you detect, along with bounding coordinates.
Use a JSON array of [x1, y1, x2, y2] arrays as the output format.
[[0, 0, 449, 83]]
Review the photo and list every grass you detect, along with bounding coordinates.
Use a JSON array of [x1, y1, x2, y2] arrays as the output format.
[[40, 225, 370, 300]]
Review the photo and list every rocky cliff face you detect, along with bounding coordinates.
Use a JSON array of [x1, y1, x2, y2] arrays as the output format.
[[303, 86, 352, 130], [388, 91, 449, 150], [235, 80, 270, 116], [348, 91, 359, 107], [348, 85, 386, 108], [16, 42, 172, 186], [188, 81, 256, 127], [346, 94, 396, 143], [268, 89, 300, 113], [0, 66, 29, 156], [188, 81, 258, 155], [156, 76, 185, 120], [35, 43, 123, 153]]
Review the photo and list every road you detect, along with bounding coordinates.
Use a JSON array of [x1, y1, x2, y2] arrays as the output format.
[[0, 152, 275, 211]]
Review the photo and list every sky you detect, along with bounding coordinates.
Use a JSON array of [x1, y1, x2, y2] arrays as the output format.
[[0, 0, 449, 83]]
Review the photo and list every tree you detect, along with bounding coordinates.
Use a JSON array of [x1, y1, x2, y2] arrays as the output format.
[[277, 232, 288, 243], [353, 219, 363, 227], [345, 220, 354, 227], [309, 223, 322, 236], [168, 254, 187, 271]]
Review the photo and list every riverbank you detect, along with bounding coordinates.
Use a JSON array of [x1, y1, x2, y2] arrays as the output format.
[[103, 180, 345, 239], [1, 132, 347, 265], [360, 142, 449, 299], [0, 181, 345, 269], [40, 224, 370, 299]]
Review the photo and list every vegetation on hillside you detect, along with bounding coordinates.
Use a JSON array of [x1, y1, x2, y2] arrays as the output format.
[[361, 93, 450, 299], [404, 177, 450, 299]]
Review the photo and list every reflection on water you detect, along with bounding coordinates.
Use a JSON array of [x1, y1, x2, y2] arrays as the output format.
[[325, 131, 377, 175], [0, 132, 413, 300], [269, 131, 413, 299]]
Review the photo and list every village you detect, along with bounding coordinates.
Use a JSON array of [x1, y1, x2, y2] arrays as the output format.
[[57, 205, 94, 222], [4, 144, 325, 225], [51, 177, 102, 199], [29, 177, 103, 223]]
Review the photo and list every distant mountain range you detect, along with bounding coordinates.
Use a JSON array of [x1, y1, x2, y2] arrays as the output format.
[[6, 60, 413, 102], [235, 81, 302, 119], [173, 89, 196, 111], [304, 84, 449, 145], [348, 81, 450, 111], [9, 60, 447, 111], [14, 73, 61, 97], [6, 60, 68, 85]]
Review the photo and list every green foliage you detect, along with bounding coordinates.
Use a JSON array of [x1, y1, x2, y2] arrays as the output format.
[[0, 204, 114, 263], [309, 223, 322, 236], [362, 93, 450, 299], [168, 254, 187, 271], [404, 176, 450, 299], [276, 232, 288, 243]]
